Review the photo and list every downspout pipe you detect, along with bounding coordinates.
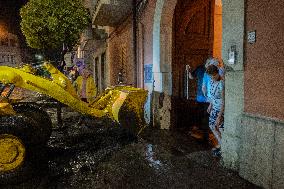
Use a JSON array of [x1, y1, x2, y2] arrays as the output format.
[[132, 0, 138, 87]]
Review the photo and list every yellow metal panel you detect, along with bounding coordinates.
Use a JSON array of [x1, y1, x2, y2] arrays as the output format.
[[0, 98, 16, 116]]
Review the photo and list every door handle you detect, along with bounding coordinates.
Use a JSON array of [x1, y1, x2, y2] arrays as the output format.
[[184, 65, 191, 100]]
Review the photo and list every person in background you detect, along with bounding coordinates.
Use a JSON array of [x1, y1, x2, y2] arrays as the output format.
[[205, 64, 225, 158], [188, 62, 209, 140], [57, 60, 66, 73], [73, 68, 97, 103], [68, 65, 79, 83], [63, 66, 69, 76]]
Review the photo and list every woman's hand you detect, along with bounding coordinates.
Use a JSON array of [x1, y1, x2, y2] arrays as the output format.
[[215, 116, 221, 128], [215, 115, 223, 129], [215, 125, 222, 139], [207, 104, 212, 114]]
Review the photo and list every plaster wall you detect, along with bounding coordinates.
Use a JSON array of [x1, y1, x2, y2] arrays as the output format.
[[139, 0, 156, 69], [244, 0, 284, 121]]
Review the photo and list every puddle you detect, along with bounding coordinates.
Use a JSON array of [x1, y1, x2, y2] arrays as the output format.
[[145, 144, 163, 170]]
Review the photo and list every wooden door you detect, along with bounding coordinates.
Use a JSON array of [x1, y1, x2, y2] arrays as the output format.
[[172, 0, 214, 128]]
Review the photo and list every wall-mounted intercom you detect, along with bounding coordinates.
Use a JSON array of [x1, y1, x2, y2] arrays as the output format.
[[228, 45, 237, 64]]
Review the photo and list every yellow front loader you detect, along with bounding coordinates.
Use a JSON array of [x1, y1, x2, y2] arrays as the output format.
[[0, 62, 148, 184]]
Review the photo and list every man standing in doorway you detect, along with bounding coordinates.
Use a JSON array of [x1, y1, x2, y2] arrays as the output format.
[[188, 62, 210, 141]]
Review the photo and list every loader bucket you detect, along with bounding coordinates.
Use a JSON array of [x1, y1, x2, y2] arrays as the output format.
[[90, 86, 148, 135]]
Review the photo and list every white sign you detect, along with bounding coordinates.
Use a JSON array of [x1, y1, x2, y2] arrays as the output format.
[[248, 30, 256, 44]]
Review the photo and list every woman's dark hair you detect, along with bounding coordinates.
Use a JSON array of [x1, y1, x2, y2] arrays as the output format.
[[206, 65, 219, 75]]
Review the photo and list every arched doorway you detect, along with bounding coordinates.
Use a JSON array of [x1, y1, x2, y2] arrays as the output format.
[[171, 0, 222, 129]]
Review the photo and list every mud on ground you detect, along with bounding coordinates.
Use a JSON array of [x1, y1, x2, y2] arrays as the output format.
[[2, 105, 262, 189]]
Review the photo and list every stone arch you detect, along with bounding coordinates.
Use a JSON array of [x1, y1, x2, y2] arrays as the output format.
[[150, 0, 177, 129], [151, 0, 223, 129], [153, 0, 223, 95], [152, 0, 177, 95]]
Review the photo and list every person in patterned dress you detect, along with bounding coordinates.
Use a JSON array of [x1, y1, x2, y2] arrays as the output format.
[[206, 64, 225, 157]]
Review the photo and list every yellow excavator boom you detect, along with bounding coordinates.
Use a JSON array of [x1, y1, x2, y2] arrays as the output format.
[[0, 62, 148, 181], [0, 62, 148, 128]]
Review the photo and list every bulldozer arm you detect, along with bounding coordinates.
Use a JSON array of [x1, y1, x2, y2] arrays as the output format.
[[0, 62, 148, 183], [0, 62, 148, 131]]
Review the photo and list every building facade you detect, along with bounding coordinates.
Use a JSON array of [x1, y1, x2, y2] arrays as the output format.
[[0, 31, 22, 67], [78, 0, 284, 188]]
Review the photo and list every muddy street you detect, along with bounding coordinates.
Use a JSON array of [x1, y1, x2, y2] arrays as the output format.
[[2, 106, 261, 189]]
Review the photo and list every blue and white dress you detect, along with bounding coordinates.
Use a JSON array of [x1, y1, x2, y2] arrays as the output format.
[[208, 79, 224, 145]]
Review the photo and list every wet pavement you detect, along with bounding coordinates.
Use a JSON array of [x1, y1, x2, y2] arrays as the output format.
[[2, 104, 262, 189]]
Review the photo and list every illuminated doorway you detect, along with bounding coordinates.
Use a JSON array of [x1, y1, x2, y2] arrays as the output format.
[[172, 0, 222, 129]]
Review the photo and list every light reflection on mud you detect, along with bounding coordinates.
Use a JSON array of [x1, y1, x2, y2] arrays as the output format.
[[1, 105, 261, 189], [145, 144, 163, 170]]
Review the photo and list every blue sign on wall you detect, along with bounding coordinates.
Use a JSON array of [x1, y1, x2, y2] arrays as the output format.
[[144, 64, 153, 83]]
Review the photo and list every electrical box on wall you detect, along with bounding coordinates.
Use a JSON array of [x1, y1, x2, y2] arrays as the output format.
[[144, 64, 153, 83]]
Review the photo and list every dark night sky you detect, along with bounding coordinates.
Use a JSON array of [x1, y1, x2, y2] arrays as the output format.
[[0, 0, 28, 43]]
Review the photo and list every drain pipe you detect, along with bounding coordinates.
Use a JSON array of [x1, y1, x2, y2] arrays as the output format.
[[132, 0, 138, 87]]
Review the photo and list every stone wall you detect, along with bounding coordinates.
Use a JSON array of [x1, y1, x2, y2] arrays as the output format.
[[239, 114, 284, 189], [152, 91, 171, 129], [221, 71, 244, 169], [221, 0, 245, 171]]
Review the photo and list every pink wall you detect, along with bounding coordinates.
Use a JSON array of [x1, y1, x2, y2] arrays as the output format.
[[108, 18, 134, 86], [245, 0, 284, 120], [139, 0, 156, 66], [106, 1, 157, 87]]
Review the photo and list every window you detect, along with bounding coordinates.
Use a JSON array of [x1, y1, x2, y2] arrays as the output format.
[[119, 44, 127, 83], [11, 55, 15, 63], [95, 57, 99, 89], [101, 52, 106, 90]]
